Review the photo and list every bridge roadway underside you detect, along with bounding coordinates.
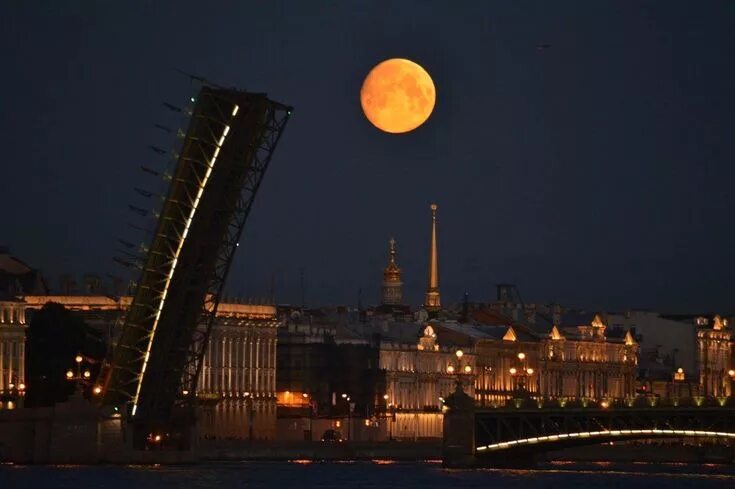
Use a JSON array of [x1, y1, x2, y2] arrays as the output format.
[[475, 406, 735, 463]]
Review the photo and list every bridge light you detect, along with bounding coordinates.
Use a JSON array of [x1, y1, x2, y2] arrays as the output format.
[[18, 383, 25, 391], [600, 400, 609, 408], [455, 350, 464, 359], [66, 370, 74, 379], [729, 369, 735, 377], [75, 355, 83, 364], [447, 365, 455, 374], [526, 368, 534, 375], [509, 367, 517, 375], [83, 370, 91, 379], [517, 352, 525, 361], [93, 386, 102, 395], [464, 365, 472, 373], [383, 394, 389, 400], [677, 367, 684, 374]]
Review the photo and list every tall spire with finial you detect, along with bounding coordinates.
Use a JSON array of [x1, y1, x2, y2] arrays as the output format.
[[382, 237, 403, 305], [424, 204, 441, 311]]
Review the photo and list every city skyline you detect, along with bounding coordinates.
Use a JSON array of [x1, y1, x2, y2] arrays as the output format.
[[2, 2, 734, 312]]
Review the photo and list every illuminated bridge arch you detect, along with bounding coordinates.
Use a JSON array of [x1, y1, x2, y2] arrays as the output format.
[[474, 406, 735, 457], [478, 428, 735, 453]]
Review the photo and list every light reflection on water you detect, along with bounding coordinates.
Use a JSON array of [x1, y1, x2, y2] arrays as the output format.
[[1, 461, 734, 489]]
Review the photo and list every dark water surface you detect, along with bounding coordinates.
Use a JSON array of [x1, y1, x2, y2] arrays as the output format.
[[2, 461, 735, 488]]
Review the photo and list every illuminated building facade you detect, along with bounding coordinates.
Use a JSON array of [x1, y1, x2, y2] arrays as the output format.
[[439, 310, 639, 406], [380, 324, 475, 439], [0, 301, 27, 406], [697, 315, 734, 397], [0, 296, 279, 439]]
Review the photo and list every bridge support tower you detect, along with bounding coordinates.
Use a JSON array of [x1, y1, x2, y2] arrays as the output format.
[[442, 381, 476, 468]]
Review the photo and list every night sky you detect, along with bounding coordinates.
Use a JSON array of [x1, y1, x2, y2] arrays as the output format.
[[2, 2, 734, 313]]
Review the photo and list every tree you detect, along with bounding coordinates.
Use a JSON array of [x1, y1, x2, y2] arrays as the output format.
[[24, 302, 106, 407]]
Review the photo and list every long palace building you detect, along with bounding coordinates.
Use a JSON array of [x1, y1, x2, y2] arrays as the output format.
[[0, 295, 278, 439]]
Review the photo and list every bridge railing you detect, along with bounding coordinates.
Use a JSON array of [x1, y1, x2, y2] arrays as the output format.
[[478, 395, 735, 411]]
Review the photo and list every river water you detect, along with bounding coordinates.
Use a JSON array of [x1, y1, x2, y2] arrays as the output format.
[[2, 460, 735, 488]]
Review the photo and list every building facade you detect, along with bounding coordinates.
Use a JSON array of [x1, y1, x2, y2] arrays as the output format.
[[697, 315, 734, 398], [0, 296, 279, 439], [380, 324, 475, 439]]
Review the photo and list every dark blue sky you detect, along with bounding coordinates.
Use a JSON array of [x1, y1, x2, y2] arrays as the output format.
[[2, 1, 734, 312]]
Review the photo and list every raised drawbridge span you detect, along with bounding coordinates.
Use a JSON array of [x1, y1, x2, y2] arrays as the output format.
[[98, 84, 291, 448]]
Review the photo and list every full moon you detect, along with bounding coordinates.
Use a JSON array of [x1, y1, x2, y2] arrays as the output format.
[[360, 58, 436, 134]]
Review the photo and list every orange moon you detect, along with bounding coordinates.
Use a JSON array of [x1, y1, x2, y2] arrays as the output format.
[[360, 58, 436, 134]]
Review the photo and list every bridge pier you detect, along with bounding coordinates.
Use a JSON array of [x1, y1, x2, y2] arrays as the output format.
[[442, 381, 476, 468]]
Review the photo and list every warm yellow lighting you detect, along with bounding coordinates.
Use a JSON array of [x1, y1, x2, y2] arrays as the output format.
[[729, 370, 735, 377], [341, 393, 348, 399], [154, 435, 162, 442], [455, 350, 464, 359], [66, 371, 74, 379], [132, 113, 238, 417], [7, 401, 14, 410], [8, 383, 14, 390], [18, 383, 25, 391], [83, 371, 91, 379], [360, 58, 435, 134], [182, 390, 189, 396], [383, 394, 389, 400], [464, 365, 472, 373], [601, 401, 609, 408], [509, 367, 517, 375], [447, 365, 455, 374], [285, 390, 290, 395], [677, 368, 684, 374], [75, 355, 83, 364], [517, 352, 526, 360], [302, 393, 309, 398], [93, 386, 102, 395], [526, 368, 534, 375]]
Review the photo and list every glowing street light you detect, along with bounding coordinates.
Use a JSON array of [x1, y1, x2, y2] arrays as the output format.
[[526, 368, 534, 375], [66, 370, 74, 379], [93, 386, 102, 395], [455, 350, 464, 359], [729, 369, 735, 377], [83, 370, 91, 379], [447, 365, 455, 374], [464, 365, 472, 373], [75, 355, 83, 364], [517, 352, 526, 361], [509, 367, 517, 375]]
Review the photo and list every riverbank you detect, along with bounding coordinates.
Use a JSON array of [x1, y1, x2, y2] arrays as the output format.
[[198, 439, 735, 464]]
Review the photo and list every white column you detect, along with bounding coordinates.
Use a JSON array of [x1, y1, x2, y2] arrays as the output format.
[[255, 338, 261, 393], [18, 341, 24, 383], [0, 340, 4, 391]]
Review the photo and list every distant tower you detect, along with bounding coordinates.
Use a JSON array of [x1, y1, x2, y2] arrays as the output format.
[[424, 204, 441, 312], [382, 237, 403, 305]]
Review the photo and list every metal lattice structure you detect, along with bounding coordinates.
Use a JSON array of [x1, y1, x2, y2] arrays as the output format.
[[99, 85, 291, 444], [475, 406, 735, 457]]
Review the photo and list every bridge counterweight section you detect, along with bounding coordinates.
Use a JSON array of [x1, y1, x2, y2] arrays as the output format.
[[99, 85, 291, 447]]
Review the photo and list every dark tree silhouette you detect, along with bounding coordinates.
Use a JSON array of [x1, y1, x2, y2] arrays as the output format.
[[24, 302, 106, 407]]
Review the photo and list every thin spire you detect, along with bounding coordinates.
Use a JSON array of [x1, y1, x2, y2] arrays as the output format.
[[424, 204, 441, 311]]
